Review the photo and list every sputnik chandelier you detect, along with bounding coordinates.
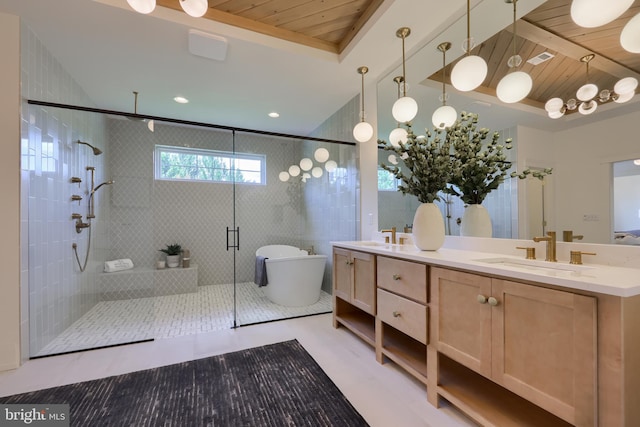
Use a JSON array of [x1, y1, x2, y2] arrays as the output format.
[[544, 54, 638, 119]]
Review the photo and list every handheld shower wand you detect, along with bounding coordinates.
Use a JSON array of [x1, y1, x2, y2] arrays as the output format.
[[87, 180, 114, 219], [76, 140, 103, 156]]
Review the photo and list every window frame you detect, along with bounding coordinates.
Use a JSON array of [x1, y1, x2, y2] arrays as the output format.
[[154, 145, 266, 185]]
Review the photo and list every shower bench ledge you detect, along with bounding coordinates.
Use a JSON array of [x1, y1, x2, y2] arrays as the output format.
[[100, 264, 198, 301]]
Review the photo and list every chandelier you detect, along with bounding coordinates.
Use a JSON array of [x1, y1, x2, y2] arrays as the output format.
[[544, 54, 638, 119]]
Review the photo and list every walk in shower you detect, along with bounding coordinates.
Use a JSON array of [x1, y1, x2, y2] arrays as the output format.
[[22, 100, 358, 358]]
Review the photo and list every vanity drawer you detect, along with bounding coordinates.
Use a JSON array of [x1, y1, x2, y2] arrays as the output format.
[[377, 256, 427, 303], [377, 289, 427, 344]]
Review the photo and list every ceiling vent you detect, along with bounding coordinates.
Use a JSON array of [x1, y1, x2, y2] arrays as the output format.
[[188, 29, 228, 61], [527, 51, 555, 66]]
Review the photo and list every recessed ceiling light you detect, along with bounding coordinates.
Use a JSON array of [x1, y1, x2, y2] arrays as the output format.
[[174, 96, 189, 104], [268, 112, 280, 118]]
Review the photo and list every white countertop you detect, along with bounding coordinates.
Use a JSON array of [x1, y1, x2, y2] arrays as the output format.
[[332, 240, 640, 297]]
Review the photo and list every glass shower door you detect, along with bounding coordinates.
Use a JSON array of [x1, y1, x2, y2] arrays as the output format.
[[232, 132, 357, 327]]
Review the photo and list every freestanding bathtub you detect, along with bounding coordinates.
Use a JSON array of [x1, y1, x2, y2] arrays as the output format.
[[256, 245, 327, 307]]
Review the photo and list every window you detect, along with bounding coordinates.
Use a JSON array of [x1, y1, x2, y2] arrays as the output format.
[[155, 145, 266, 185], [378, 167, 399, 191]]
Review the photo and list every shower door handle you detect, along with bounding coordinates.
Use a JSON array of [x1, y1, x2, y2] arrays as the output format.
[[226, 226, 240, 251]]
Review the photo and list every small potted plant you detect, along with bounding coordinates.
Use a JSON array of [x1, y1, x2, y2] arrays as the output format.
[[159, 243, 182, 268]]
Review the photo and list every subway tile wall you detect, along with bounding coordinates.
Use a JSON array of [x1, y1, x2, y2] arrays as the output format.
[[20, 24, 109, 356], [306, 96, 360, 290]]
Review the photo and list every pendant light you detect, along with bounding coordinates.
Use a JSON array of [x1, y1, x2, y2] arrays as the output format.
[[496, 0, 533, 104], [621, 12, 640, 53], [571, 0, 633, 28], [180, 0, 208, 18], [353, 66, 374, 143], [127, 0, 208, 17], [431, 42, 457, 129], [389, 76, 408, 147], [391, 28, 418, 124], [451, 0, 488, 92], [127, 0, 156, 14]]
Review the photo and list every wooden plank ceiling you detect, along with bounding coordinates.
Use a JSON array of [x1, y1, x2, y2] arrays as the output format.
[[428, 0, 640, 112], [156, 0, 384, 53]]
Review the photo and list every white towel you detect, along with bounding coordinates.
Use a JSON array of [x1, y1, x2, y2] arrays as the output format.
[[104, 258, 134, 273]]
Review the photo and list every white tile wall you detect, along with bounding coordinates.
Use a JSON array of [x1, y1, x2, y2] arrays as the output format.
[[20, 24, 109, 357]]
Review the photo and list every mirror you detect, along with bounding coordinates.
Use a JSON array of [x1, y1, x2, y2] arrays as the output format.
[[376, 3, 640, 245], [613, 160, 640, 246]]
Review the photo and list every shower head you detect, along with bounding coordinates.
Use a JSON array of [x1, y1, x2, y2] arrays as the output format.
[[77, 140, 103, 156], [93, 180, 114, 192]]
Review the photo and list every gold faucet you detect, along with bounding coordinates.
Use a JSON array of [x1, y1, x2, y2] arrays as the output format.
[[381, 227, 397, 244], [562, 230, 584, 242], [533, 231, 557, 262]]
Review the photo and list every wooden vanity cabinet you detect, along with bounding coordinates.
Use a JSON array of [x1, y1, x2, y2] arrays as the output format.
[[429, 267, 597, 426], [332, 248, 377, 346]]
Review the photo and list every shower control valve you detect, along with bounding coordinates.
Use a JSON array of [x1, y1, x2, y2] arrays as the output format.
[[71, 195, 83, 204], [75, 218, 91, 233]]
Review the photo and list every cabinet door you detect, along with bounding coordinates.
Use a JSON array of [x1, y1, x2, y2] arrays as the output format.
[[333, 248, 351, 301], [352, 251, 376, 314], [491, 279, 597, 426], [431, 267, 492, 377]]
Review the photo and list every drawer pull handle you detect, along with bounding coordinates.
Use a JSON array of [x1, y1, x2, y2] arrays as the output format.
[[345, 260, 353, 265], [488, 297, 499, 307], [392, 274, 401, 280], [477, 295, 488, 304], [392, 311, 401, 318]]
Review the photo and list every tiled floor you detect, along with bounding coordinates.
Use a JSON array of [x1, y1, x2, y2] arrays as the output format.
[[35, 282, 332, 357], [1, 314, 475, 427]]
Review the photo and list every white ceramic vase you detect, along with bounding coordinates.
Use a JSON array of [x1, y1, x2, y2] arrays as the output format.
[[412, 203, 445, 251], [460, 204, 493, 237]]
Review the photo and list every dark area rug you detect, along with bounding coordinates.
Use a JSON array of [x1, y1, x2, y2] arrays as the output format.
[[0, 340, 369, 426]]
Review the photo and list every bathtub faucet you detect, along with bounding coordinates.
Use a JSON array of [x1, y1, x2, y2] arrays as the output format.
[[305, 245, 316, 255]]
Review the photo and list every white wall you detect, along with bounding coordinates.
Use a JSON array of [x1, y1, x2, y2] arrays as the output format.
[[552, 111, 640, 243], [0, 12, 21, 371]]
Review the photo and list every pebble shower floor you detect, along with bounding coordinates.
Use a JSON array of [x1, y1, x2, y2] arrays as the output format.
[[35, 282, 333, 357]]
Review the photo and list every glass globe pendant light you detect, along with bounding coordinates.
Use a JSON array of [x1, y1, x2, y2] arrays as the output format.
[[621, 12, 640, 53], [353, 66, 374, 143], [431, 42, 457, 129], [127, 0, 156, 14], [570, 0, 633, 28], [389, 76, 408, 147], [391, 28, 418, 123], [180, 0, 209, 17], [451, 0, 488, 92], [496, 0, 533, 104]]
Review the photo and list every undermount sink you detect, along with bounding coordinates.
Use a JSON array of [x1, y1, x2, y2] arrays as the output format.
[[475, 257, 595, 272], [352, 241, 390, 247]]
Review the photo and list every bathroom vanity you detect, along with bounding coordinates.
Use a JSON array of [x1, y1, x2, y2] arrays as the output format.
[[332, 238, 640, 426]]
